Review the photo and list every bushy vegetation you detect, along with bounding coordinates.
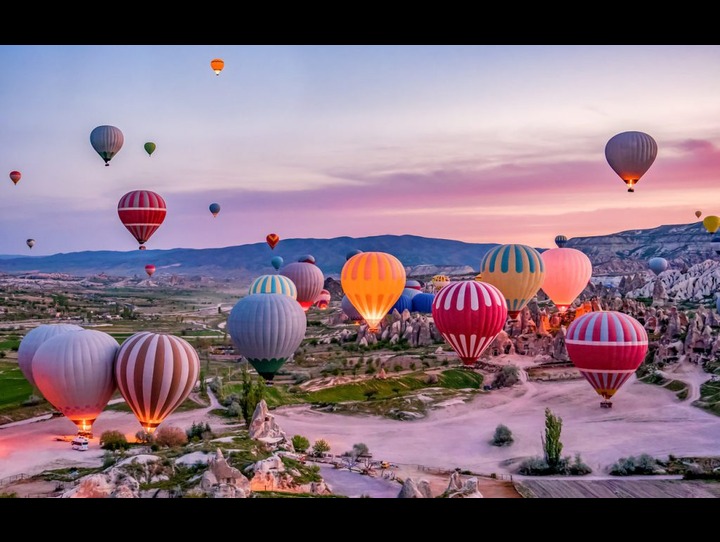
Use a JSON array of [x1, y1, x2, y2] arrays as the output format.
[[492, 365, 520, 389], [155, 426, 189, 448], [609, 453, 663, 475], [292, 435, 310, 453], [312, 439, 331, 457], [491, 424, 514, 447], [186, 421, 213, 442], [99, 430, 130, 451]]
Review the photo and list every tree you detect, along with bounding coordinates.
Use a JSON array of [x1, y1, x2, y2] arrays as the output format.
[[492, 424, 514, 446], [155, 426, 189, 448], [99, 430, 130, 451], [292, 435, 310, 453], [541, 407, 563, 470], [312, 439, 330, 457], [238, 366, 266, 424]]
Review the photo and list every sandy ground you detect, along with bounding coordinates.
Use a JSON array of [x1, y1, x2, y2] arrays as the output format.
[[1, 355, 719, 497]]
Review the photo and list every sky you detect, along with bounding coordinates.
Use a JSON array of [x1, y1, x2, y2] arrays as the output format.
[[2, 44, 720, 256]]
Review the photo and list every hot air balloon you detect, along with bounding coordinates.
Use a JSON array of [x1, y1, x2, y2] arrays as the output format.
[[298, 254, 316, 264], [280, 261, 324, 311], [432, 281, 508, 366], [431, 275, 450, 292], [411, 292, 435, 314], [271, 256, 284, 270], [117, 190, 167, 249], [9, 170, 21, 185], [90, 125, 124, 166], [540, 248, 593, 313], [648, 257, 668, 275], [32, 329, 120, 435], [17, 324, 83, 388], [480, 244, 545, 320], [604, 131, 658, 193], [565, 311, 648, 408], [145, 264, 156, 277], [266, 233, 280, 250], [703, 216, 720, 235], [388, 294, 412, 316], [26, 239, 35, 249], [402, 287, 421, 300], [209, 203, 221, 217], [405, 279, 422, 291], [249, 274, 297, 299], [144, 142, 156, 156], [341, 251, 406, 332], [696, 210, 703, 219], [226, 293, 307, 382], [314, 289, 331, 310], [210, 58, 225, 75], [115, 332, 200, 433], [346, 249, 363, 261], [341, 295, 364, 323], [554, 235, 568, 248]]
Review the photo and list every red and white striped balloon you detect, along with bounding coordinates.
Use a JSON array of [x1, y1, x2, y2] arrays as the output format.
[[431, 281, 508, 366], [565, 311, 648, 404], [115, 332, 200, 433], [117, 190, 167, 249]]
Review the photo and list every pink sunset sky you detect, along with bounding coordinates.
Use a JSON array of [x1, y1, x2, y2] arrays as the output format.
[[1, 45, 719, 255]]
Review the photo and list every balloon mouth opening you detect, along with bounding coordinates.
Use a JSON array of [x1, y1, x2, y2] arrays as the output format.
[[556, 306, 569, 313]]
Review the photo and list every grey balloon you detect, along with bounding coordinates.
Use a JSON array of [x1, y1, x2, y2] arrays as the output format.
[[17, 323, 84, 388], [226, 293, 307, 380], [90, 124, 124, 166]]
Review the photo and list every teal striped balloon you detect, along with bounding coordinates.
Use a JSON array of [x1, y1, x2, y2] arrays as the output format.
[[249, 274, 297, 299]]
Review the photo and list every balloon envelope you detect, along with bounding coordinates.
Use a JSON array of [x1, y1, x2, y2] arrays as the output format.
[[144, 142, 156, 156], [604, 131, 657, 192], [480, 244, 545, 319], [226, 294, 307, 381], [696, 210, 702, 219], [249, 274, 297, 299], [431, 275, 450, 292], [411, 292, 435, 314], [298, 254, 316, 264], [565, 311, 648, 405], [90, 125, 124, 166], [703, 216, 720, 234], [209, 203, 221, 217], [117, 190, 167, 248], [554, 235, 568, 248], [9, 170, 21, 185], [26, 239, 35, 249], [115, 332, 200, 433], [341, 252, 406, 332], [432, 281, 508, 366], [266, 233, 280, 250], [280, 262, 324, 311], [648, 257, 668, 275], [346, 249, 363, 261], [210, 58, 225, 75], [271, 256, 284, 270], [145, 264, 156, 277], [540, 248, 592, 313], [341, 295, 364, 323], [33, 329, 120, 434], [388, 294, 412, 316], [17, 324, 83, 388]]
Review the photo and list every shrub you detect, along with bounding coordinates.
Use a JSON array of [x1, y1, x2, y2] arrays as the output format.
[[493, 364, 519, 389], [426, 373, 439, 385], [135, 430, 155, 444], [312, 439, 330, 456], [609, 453, 660, 476], [99, 430, 130, 451], [491, 424, 514, 447], [292, 435, 310, 453], [186, 421, 213, 441], [155, 426, 188, 448]]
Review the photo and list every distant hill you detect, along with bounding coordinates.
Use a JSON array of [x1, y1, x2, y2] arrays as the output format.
[[0, 223, 713, 280], [0, 235, 500, 279]]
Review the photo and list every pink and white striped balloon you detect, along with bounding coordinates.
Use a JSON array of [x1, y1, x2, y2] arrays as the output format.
[[431, 281, 508, 366]]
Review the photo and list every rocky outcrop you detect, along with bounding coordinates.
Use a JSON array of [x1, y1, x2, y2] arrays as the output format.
[[248, 400, 292, 449], [443, 471, 484, 498], [197, 448, 251, 498], [397, 477, 433, 498]]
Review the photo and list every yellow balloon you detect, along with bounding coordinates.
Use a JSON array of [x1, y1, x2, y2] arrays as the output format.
[[703, 215, 720, 234], [341, 252, 406, 332], [431, 274, 450, 292], [540, 248, 593, 313], [480, 244, 545, 319]]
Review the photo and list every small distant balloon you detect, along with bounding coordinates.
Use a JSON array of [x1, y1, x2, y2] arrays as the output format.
[[554, 235, 568, 248], [298, 254, 316, 264], [210, 58, 225, 75], [90, 125, 124, 166], [9, 171, 21, 185], [271, 256, 284, 270], [346, 249, 363, 261], [26, 239, 35, 249], [209, 203, 221, 217], [604, 130, 658, 193], [696, 210, 702, 219], [144, 142, 156, 156], [648, 257, 668, 276], [145, 264, 156, 277], [266, 233, 280, 250]]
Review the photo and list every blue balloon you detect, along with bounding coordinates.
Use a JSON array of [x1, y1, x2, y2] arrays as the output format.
[[387, 294, 412, 315], [209, 203, 221, 216], [346, 249, 363, 261], [554, 235, 568, 248], [411, 292, 435, 314], [648, 257, 668, 276], [271, 256, 284, 270]]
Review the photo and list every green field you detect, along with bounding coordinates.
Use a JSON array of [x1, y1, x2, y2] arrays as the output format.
[[0, 362, 35, 411]]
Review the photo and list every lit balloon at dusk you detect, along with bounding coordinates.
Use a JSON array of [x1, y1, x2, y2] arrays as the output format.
[[604, 130, 658, 193], [540, 247, 593, 313]]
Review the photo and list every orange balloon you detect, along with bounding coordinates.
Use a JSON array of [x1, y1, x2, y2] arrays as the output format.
[[341, 252, 406, 332], [210, 58, 224, 75], [540, 248, 593, 313], [266, 233, 280, 250]]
